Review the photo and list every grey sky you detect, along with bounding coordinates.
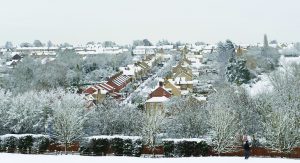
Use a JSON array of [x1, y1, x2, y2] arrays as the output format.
[[0, 0, 299, 45]]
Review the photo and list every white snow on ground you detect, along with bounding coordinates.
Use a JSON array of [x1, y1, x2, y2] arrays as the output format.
[[245, 74, 273, 96], [1, 153, 299, 163], [279, 56, 300, 66], [245, 56, 300, 96]]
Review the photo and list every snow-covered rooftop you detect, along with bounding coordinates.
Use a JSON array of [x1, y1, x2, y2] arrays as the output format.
[[146, 96, 169, 103]]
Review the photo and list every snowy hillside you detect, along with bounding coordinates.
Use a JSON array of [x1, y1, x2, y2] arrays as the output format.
[[244, 56, 300, 96]]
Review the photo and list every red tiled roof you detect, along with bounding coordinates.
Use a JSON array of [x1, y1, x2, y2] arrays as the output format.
[[83, 86, 97, 94]]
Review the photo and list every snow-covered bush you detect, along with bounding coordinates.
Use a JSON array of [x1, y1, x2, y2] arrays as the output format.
[[111, 138, 124, 156], [123, 139, 133, 156], [194, 141, 209, 156], [80, 135, 142, 156], [32, 136, 51, 153], [0, 139, 2, 152], [163, 139, 209, 157], [174, 141, 196, 157], [18, 135, 33, 153], [0, 134, 50, 153], [132, 139, 143, 157], [1, 136, 17, 152], [81, 138, 110, 156], [163, 140, 175, 157]]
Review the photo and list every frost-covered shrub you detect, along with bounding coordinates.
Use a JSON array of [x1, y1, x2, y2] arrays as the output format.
[[0, 134, 50, 153], [90, 138, 110, 155], [18, 135, 33, 153], [32, 136, 50, 153], [194, 141, 209, 156], [79, 139, 90, 155], [163, 140, 175, 157], [2, 136, 17, 152], [132, 139, 142, 157], [80, 135, 142, 156], [123, 139, 133, 156], [163, 139, 210, 157], [175, 141, 196, 157], [111, 138, 124, 156], [0, 139, 3, 152]]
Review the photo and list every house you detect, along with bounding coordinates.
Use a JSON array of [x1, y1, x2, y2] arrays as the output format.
[[156, 45, 174, 50], [143, 79, 173, 145], [181, 55, 192, 65], [0, 48, 9, 55], [236, 46, 248, 57], [133, 46, 156, 55], [82, 80, 127, 103], [149, 81, 172, 98], [5, 60, 18, 68], [172, 63, 192, 75], [16, 47, 59, 56], [12, 54, 22, 60], [75, 43, 128, 55], [174, 77, 193, 92], [135, 61, 151, 79], [83, 85, 109, 103], [119, 64, 142, 81], [164, 79, 181, 96], [106, 72, 132, 92], [173, 69, 193, 81], [145, 96, 170, 115]]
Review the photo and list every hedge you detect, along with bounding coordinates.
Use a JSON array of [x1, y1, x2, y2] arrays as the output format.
[[132, 139, 142, 157], [0, 134, 50, 153], [163, 139, 209, 157], [80, 135, 142, 157], [1, 136, 17, 153], [111, 138, 124, 156], [194, 141, 209, 156], [18, 135, 34, 153], [175, 141, 196, 157], [123, 139, 133, 156], [163, 141, 175, 157]]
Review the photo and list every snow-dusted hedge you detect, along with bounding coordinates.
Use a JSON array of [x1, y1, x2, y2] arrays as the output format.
[[162, 138, 209, 157], [0, 134, 50, 153], [80, 135, 142, 157]]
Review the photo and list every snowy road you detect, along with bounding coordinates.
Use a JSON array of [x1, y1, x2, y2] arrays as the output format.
[[122, 52, 179, 104], [1, 153, 299, 163]]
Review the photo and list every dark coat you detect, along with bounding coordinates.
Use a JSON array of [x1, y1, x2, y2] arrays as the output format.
[[243, 142, 250, 151]]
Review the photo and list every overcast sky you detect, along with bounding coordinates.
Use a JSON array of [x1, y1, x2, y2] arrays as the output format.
[[0, 0, 299, 45]]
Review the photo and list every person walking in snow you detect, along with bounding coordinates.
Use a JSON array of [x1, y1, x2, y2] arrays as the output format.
[[243, 140, 250, 159]]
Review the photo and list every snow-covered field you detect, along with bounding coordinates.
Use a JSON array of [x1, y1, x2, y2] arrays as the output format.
[[1, 153, 299, 163]]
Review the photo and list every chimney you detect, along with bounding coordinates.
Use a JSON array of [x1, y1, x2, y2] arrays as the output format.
[[159, 81, 164, 87]]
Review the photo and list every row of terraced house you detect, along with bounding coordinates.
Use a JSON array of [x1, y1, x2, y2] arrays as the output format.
[[82, 53, 165, 106]]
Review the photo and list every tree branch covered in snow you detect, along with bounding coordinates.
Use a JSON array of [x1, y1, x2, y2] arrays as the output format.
[[51, 92, 89, 153], [207, 87, 240, 154]]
